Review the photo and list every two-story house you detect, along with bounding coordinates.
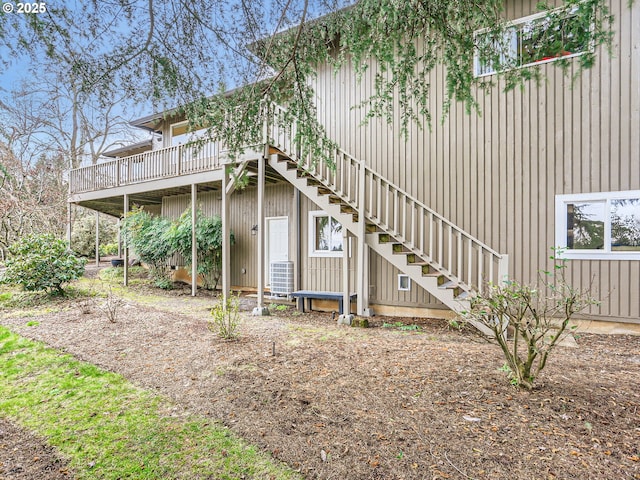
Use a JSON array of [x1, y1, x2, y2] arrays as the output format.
[[68, 0, 639, 332]]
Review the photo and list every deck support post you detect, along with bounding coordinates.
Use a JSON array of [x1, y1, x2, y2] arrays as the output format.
[[117, 218, 122, 258], [191, 184, 198, 297], [294, 189, 301, 292], [221, 167, 230, 305], [252, 153, 269, 316], [95, 211, 100, 266], [338, 231, 354, 325], [123, 194, 129, 287], [67, 203, 72, 246]]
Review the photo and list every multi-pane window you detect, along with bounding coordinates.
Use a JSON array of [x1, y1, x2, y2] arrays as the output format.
[[474, 7, 588, 77], [555, 191, 640, 260], [309, 211, 343, 257]]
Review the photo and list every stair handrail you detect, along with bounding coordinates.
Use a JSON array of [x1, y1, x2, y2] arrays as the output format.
[[362, 164, 502, 258], [266, 102, 508, 290]]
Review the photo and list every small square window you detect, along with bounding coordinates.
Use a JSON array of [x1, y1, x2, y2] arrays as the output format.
[[309, 211, 343, 257], [398, 274, 411, 291]]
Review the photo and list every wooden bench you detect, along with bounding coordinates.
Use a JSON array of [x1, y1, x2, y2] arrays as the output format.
[[290, 290, 357, 315]]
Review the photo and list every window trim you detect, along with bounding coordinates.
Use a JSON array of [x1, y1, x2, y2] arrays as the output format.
[[555, 190, 640, 260], [398, 274, 411, 291], [308, 211, 344, 258], [474, 6, 588, 78], [170, 121, 208, 146]]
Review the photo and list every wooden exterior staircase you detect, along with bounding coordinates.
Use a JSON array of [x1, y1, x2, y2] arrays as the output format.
[[265, 104, 509, 335]]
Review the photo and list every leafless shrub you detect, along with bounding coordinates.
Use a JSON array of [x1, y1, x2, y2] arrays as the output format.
[[461, 249, 599, 390], [102, 285, 124, 323]]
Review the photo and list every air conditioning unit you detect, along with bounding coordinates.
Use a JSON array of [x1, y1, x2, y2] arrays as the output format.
[[270, 261, 294, 297]]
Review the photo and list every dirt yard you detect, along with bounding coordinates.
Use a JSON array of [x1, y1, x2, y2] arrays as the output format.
[[1, 277, 639, 479]]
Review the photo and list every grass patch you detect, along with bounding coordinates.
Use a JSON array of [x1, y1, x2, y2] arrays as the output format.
[[99, 266, 148, 283], [0, 285, 97, 310], [0, 286, 99, 320], [382, 321, 422, 332], [0, 291, 13, 303], [0, 326, 300, 480]]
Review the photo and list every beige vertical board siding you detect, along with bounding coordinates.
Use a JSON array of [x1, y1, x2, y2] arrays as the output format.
[[521, 72, 531, 283], [631, 0, 640, 319], [307, 0, 639, 321], [491, 79, 501, 254], [161, 184, 295, 288], [620, 0, 631, 192], [233, 183, 295, 289], [299, 196, 356, 292]]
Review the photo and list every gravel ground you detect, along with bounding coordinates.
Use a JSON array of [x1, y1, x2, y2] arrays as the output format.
[[1, 276, 639, 479]]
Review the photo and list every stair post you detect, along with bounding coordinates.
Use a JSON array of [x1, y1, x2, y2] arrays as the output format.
[[356, 161, 370, 316], [497, 254, 510, 340], [498, 254, 509, 286], [338, 230, 354, 325]]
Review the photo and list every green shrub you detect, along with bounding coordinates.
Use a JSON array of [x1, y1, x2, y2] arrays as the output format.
[[166, 208, 235, 290], [122, 207, 173, 284], [99, 243, 119, 256], [121, 206, 234, 291], [1, 233, 86, 294], [208, 293, 241, 339]]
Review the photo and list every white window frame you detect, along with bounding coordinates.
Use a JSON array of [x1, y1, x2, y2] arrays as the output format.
[[555, 190, 640, 260], [308, 211, 343, 258], [474, 6, 588, 78], [398, 274, 411, 291], [170, 121, 208, 146]]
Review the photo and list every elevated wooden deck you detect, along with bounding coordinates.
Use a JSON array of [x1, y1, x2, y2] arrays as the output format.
[[68, 142, 268, 216]]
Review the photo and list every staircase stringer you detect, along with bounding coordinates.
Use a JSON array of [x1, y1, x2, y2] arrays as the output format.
[[268, 154, 361, 236]]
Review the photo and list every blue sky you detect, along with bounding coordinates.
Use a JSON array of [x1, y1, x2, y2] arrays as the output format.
[[0, 0, 347, 164]]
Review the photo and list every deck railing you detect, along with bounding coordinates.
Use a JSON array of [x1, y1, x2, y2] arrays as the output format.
[[69, 140, 223, 194], [267, 103, 508, 291]]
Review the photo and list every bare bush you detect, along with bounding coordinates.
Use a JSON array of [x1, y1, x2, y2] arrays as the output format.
[[461, 252, 599, 389], [102, 285, 124, 323]]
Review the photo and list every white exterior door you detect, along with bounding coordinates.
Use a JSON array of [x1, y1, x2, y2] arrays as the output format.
[[265, 217, 289, 284]]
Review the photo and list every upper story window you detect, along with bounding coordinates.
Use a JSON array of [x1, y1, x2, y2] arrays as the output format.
[[170, 121, 208, 146], [555, 191, 640, 260], [309, 211, 343, 257], [474, 7, 589, 77]]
